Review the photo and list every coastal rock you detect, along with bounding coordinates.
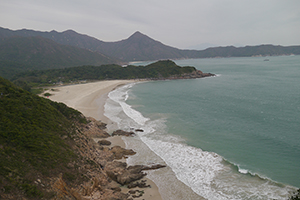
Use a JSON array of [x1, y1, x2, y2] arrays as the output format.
[[128, 190, 144, 198], [84, 117, 110, 138], [112, 130, 135, 137], [110, 146, 136, 159], [98, 139, 112, 146], [127, 180, 151, 189], [142, 164, 166, 170], [104, 161, 146, 185]]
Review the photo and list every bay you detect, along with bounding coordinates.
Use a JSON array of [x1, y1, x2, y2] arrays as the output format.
[[105, 56, 300, 199]]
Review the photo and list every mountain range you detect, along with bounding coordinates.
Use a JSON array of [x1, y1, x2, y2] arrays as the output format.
[[1, 27, 300, 62], [1, 26, 300, 79]]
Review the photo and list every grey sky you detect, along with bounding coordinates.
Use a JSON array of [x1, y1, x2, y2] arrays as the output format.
[[0, 0, 299, 49]]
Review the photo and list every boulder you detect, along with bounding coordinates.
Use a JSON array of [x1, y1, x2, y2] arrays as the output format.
[[142, 164, 166, 170], [110, 146, 136, 159], [98, 140, 112, 146], [135, 129, 144, 132], [104, 161, 146, 185], [127, 180, 151, 189], [85, 117, 110, 138], [112, 130, 135, 137]]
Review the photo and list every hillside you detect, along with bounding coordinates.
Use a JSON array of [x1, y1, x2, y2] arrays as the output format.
[[0, 35, 120, 79], [0, 77, 169, 199], [1, 27, 300, 62], [0, 76, 88, 198], [12, 60, 214, 90]]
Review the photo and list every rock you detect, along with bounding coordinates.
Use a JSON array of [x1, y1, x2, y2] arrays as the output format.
[[105, 161, 146, 185], [110, 146, 136, 159], [142, 164, 166, 170], [127, 180, 151, 189], [98, 140, 112, 146], [128, 190, 137, 194], [128, 190, 144, 198], [112, 130, 135, 137], [135, 129, 144, 132], [84, 117, 110, 138], [94, 120, 107, 130]]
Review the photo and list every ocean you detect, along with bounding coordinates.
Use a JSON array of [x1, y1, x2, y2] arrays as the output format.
[[104, 56, 300, 200]]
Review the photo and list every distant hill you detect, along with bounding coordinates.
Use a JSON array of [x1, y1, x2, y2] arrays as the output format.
[[0, 27, 186, 61], [0, 35, 119, 79], [12, 60, 214, 91], [2, 27, 300, 62]]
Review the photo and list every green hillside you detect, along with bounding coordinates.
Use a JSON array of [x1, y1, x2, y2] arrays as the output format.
[[0, 76, 88, 198], [11, 60, 200, 90]]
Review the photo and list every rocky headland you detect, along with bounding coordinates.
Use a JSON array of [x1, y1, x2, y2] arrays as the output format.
[[51, 117, 166, 200]]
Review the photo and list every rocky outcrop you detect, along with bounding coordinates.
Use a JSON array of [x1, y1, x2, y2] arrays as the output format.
[[142, 164, 166, 171], [128, 180, 151, 189], [104, 161, 166, 186], [110, 145, 136, 159], [104, 161, 146, 185], [112, 129, 135, 137], [48, 117, 165, 199], [167, 70, 215, 80], [98, 139, 112, 146], [84, 117, 110, 138]]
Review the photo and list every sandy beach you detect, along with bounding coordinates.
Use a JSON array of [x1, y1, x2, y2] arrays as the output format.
[[45, 80, 135, 122], [43, 80, 162, 200]]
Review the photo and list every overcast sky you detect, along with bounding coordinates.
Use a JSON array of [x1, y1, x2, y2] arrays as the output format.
[[0, 0, 299, 49]]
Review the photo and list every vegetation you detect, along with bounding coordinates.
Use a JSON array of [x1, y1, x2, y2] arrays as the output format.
[[11, 60, 197, 90], [0, 76, 87, 198]]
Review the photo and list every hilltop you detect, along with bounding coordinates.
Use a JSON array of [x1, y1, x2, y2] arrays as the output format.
[[1, 27, 300, 64]]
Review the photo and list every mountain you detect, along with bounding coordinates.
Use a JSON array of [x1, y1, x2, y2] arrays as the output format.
[[185, 45, 300, 58], [0, 27, 187, 61], [0, 35, 119, 79], [1, 27, 300, 63], [96, 31, 187, 61]]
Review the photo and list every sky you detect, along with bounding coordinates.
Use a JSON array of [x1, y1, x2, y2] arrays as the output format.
[[0, 0, 299, 49]]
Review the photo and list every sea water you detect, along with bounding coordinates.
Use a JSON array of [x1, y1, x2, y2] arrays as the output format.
[[104, 56, 300, 200]]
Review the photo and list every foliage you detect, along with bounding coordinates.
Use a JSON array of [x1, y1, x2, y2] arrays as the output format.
[[11, 60, 197, 88], [0, 76, 87, 198]]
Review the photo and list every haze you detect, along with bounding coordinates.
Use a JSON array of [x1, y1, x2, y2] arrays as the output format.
[[0, 0, 299, 49]]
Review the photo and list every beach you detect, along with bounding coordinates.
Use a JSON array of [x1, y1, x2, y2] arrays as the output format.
[[43, 80, 163, 200]]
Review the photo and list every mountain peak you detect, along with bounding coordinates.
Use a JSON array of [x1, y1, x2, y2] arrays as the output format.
[[132, 31, 143, 35], [128, 31, 148, 40]]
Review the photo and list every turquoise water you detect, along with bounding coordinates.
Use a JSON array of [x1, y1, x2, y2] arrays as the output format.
[[104, 56, 300, 199]]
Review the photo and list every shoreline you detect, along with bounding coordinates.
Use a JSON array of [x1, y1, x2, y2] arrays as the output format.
[[44, 80, 136, 123], [43, 80, 163, 200]]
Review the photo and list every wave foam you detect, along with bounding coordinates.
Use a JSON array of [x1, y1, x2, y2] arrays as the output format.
[[104, 83, 296, 200]]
